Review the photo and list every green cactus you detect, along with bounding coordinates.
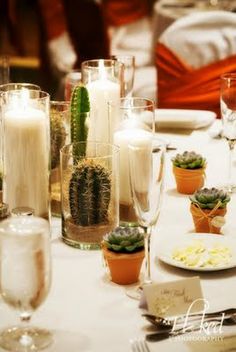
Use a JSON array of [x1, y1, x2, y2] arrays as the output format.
[[172, 151, 205, 169], [50, 109, 67, 169], [69, 159, 111, 226], [190, 188, 230, 210], [103, 226, 144, 253], [70, 85, 90, 157]]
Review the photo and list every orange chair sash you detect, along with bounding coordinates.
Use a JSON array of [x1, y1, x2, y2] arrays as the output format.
[[155, 43, 236, 117]]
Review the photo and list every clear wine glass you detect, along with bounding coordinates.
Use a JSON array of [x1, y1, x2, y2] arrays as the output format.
[[126, 137, 165, 299], [0, 216, 52, 352], [220, 73, 236, 193], [111, 55, 135, 97]]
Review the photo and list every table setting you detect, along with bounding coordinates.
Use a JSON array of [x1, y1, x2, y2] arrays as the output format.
[[1, 52, 236, 352]]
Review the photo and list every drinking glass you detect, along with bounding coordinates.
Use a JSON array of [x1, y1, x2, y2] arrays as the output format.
[[220, 73, 236, 192], [113, 97, 155, 226], [111, 55, 135, 97], [0, 216, 52, 352], [126, 137, 165, 299]]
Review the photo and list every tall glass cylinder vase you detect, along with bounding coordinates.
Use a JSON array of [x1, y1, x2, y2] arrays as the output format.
[[61, 142, 119, 249], [81, 59, 124, 144], [50, 101, 70, 216], [2, 90, 50, 219], [113, 97, 155, 226], [0, 83, 41, 202]]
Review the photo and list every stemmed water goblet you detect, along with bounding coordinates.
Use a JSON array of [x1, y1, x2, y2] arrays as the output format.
[[220, 73, 236, 193], [0, 216, 52, 352], [126, 137, 165, 299]]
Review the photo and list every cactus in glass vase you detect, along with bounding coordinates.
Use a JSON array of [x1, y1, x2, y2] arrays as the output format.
[[69, 159, 111, 226], [68, 85, 112, 229], [50, 109, 67, 169]]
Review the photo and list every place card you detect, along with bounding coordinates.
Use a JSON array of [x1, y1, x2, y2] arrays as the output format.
[[143, 276, 204, 317]]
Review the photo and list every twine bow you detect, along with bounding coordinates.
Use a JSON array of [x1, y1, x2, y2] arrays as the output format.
[[191, 201, 224, 232]]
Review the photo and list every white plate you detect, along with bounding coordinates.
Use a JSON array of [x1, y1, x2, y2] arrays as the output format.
[[157, 233, 236, 271], [155, 109, 216, 129]]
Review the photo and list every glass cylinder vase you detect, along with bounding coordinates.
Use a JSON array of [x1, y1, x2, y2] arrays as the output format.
[[0, 83, 41, 200], [81, 59, 124, 144], [60, 141, 119, 249], [113, 97, 155, 226], [50, 101, 70, 216], [2, 90, 50, 219]]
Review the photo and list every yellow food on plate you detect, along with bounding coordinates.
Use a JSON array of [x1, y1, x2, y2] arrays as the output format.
[[172, 240, 232, 268]]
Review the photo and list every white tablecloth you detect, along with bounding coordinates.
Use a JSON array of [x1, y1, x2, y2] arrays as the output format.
[[1, 125, 236, 352]]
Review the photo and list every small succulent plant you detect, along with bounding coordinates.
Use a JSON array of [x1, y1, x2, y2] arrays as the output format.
[[172, 151, 205, 169], [103, 226, 144, 253], [50, 109, 67, 169], [190, 188, 230, 209], [69, 159, 111, 226]]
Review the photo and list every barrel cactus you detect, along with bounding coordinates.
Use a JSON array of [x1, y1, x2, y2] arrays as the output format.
[[172, 151, 205, 169], [70, 85, 90, 157], [50, 109, 67, 169], [69, 159, 111, 226], [190, 188, 230, 209], [103, 226, 144, 253]]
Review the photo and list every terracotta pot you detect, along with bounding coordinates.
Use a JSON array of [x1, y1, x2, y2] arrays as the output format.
[[173, 166, 205, 194], [190, 203, 227, 234], [102, 246, 145, 285]]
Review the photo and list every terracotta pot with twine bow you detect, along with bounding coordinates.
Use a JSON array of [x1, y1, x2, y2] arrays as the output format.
[[190, 188, 230, 234], [172, 151, 206, 194]]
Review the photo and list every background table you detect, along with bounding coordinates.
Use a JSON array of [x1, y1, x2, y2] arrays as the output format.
[[1, 123, 236, 352]]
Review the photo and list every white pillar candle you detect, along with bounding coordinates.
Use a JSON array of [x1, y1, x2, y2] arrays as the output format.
[[86, 78, 120, 144], [114, 128, 152, 205], [3, 107, 49, 218]]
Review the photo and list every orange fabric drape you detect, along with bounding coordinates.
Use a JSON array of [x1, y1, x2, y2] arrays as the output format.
[[155, 42, 236, 118], [103, 0, 148, 27]]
